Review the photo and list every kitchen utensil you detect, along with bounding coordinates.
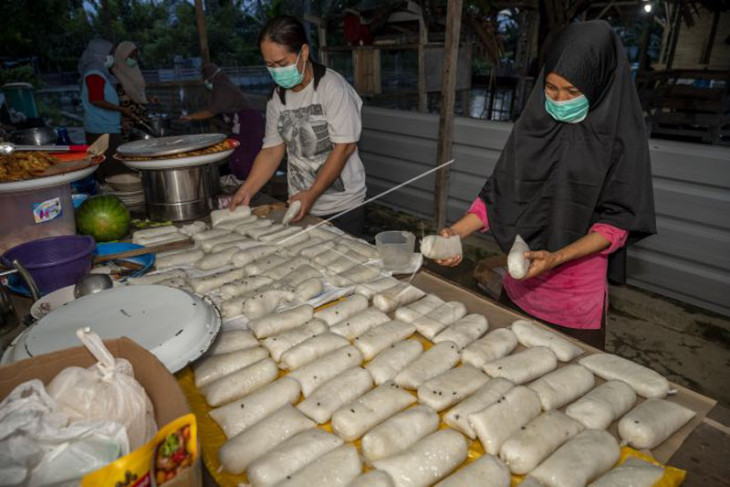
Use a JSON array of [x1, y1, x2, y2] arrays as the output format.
[[10, 127, 57, 146], [2, 235, 96, 295], [105, 173, 143, 192], [94, 242, 155, 277], [375, 231, 416, 270], [73, 273, 113, 298], [116, 133, 226, 158], [0, 143, 89, 155], [141, 165, 217, 221], [3, 285, 222, 373], [0, 164, 99, 194], [29, 284, 75, 320], [86, 134, 109, 158], [135, 117, 157, 135], [113, 260, 145, 271], [92, 238, 192, 264], [117, 145, 235, 171]]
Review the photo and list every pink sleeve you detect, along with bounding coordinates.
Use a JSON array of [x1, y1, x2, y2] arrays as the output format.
[[590, 223, 628, 255], [466, 197, 489, 232]]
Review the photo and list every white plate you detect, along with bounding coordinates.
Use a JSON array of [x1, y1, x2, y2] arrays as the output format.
[[107, 189, 144, 198], [3, 285, 221, 373], [106, 173, 142, 192], [0, 165, 98, 194], [30, 284, 76, 319], [118, 149, 234, 170]]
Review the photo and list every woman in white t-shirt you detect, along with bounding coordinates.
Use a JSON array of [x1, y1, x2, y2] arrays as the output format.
[[230, 15, 367, 236]]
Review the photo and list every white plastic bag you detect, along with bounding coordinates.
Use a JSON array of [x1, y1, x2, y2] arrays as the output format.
[[47, 328, 157, 450], [0, 379, 129, 487]]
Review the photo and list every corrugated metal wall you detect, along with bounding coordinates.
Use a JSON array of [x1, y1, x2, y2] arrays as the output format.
[[360, 107, 730, 316]]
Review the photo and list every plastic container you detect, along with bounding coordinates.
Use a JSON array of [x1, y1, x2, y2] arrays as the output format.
[[2, 82, 39, 119], [0, 184, 76, 254], [72, 193, 90, 209], [2, 235, 96, 295], [375, 231, 416, 270]]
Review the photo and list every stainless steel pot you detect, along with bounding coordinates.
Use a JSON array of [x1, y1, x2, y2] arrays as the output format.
[[141, 164, 219, 221], [11, 127, 57, 146]]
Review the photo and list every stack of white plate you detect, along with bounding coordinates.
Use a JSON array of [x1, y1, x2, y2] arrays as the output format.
[[105, 173, 145, 212]]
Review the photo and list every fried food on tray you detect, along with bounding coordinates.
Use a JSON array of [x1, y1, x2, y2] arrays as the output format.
[[0, 151, 60, 182], [117, 139, 236, 161]]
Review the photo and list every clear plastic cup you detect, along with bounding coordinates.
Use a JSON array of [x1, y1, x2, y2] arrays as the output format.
[[375, 231, 415, 270]]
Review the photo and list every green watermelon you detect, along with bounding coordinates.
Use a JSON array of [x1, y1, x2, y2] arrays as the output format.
[[76, 195, 131, 242]]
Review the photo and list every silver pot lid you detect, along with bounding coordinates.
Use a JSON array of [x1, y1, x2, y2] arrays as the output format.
[[116, 133, 226, 157]]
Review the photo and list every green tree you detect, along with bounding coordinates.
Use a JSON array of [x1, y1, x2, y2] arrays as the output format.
[[0, 0, 92, 72]]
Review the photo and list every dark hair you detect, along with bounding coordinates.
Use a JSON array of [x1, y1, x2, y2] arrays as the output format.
[[259, 15, 308, 53], [260, 15, 326, 104]]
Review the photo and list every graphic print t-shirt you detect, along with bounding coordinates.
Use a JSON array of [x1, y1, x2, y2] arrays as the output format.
[[262, 69, 367, 215]]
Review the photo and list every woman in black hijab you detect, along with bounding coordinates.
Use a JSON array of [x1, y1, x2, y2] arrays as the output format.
[[438, 21, 656, 349], [181, 63, 264, 180]]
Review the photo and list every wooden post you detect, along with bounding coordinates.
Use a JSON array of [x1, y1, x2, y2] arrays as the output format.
[[434, 0, 463, 229], [462, 31, 473, 116], [194, 0, 210, 64], [353, 48, 382, 95], [417, 13, 428, 112], [100, 0, 113, 41]]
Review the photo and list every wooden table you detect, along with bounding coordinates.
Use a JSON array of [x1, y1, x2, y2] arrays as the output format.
[[3, 206, 729, 485]]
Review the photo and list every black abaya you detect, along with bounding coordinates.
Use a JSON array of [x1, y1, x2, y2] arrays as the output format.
[[478, 20, 656, 283]]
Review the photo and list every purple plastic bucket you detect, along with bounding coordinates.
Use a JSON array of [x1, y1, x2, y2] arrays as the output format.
[[2, 235, 96, 295]]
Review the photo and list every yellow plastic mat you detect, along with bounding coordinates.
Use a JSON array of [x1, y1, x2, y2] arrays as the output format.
[[177, 325, 686, 487], [509, 447, 686, 486]]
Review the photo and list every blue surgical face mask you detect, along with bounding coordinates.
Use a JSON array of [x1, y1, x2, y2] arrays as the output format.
[[104, 55, 114, 69], [267, 51, 304, 89], [126, 58, 138, 68], [545, 94, 589, 123]]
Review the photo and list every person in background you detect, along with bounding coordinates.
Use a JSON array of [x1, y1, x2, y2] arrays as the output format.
[[229, 16, 367, 236], [436, 21, 656, 350], [78, 38, 130, 179], [181, 63, 265, 181], [111, 41, 154, 141]]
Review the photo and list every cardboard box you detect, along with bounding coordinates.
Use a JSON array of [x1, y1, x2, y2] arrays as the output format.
[[0, 337, 202, 487]]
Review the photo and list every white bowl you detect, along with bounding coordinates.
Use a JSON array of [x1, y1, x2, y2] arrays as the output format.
[[106, 173, 142, 192]]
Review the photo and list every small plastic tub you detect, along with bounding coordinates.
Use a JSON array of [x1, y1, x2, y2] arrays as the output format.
[[2, 235, 96, 295], [375, 231, 415, 270], [0, 184, 76, 254]]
